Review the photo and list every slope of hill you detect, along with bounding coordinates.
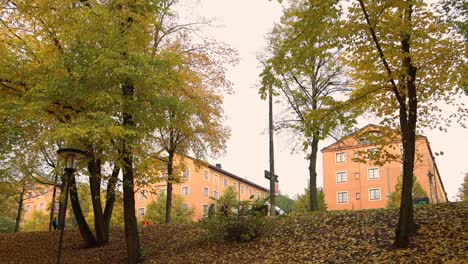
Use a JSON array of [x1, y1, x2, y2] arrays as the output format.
[[0, 202, 466, 263]]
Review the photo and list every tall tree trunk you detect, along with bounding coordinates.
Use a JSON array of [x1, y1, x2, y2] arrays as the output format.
[[165, 151, 174, 224], [49, 172, 59, 231], [57, 172, 68, 228], [103, 165, 120, 242], [309, 137, 319, 211], [121, 81, 140, 263], [69, 174, 98, 247], [14, 184, 25, 233], [269, 86, 276, 216], [395, 0, 418, 249], [88, 157, 106, 245]]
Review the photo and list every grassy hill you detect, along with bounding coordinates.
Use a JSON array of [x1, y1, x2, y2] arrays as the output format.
[[0, 202, 466, 263]]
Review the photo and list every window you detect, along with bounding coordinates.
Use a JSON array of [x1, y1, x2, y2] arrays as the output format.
[[399, 144, 404, 155], [248, 188, 253, 196], [366, 148, 379, 159], [25, 204, 30, 213], [213, 191, 219, 199], [241, 185, 245, 194], [182, 168, 190, 179], [223, 177, 228, 187], [40, 190, 46, 195], [336, 172, 347, 183], [181, 186, 189, 196], [138, 191, 146, 200], [356, 192, 360, 200], [204, 170, 209, 181], [203, 204, 209, 217], [337, 192, 348, 204], [160, 188, 167, 195], [336, 152, 346, 163], [232, 181, 238, 190], [368, 168, 380, 180], [138, 208, 145, 217], [203, 187, 209, 197], [369, 189, 381, 200], [39, 203, 44, 211], [354, 172, 359, 179], [256, 192, 260, 199], [214, 174, 219, 185], [27, 191, 33, 198], [182, 204, 189, 211]]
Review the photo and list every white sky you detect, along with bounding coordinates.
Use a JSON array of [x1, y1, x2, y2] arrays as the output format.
[[184, 0, 467, 201]]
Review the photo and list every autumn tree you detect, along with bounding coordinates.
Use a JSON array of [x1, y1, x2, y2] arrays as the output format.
[[292, 187, 327, 213], [387, 175, 427, 209], [457, 173, 468, 201], [260, 0, 355, 211], [345, 0, 464, 248], [146, 192, 194, 224]]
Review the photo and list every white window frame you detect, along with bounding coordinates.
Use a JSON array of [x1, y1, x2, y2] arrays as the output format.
[[213, 190, 219, 199], [182, 204, 189, 211], [138, 207, 145, 217], [241, 185, 245, 194], [336, 152, 346, 163], [182, 168, 190, 179], [25, 204, 30, 213], [336, 171, 347, 183], [204, 170, 209, 181], [368, 167, 380, 180], [232, 181, 238, 190], [256, 191, 260, 199], [181, 186, 189, 196], [214, 174, 219, 185], [356, 192, 360, 200], [248, 188, 253, 196], [138, 191, 146, 200], [202, 204, 209, 217], [203, 187, 209, 197], [337, 191, 348, 204], [354, 172, 359, 179], [369, 188, 381, 201], [223, 177, 228, 187]]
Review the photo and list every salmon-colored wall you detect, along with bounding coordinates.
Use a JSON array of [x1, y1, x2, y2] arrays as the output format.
[[322, 129, 447, 211], [22, 185, 56, 222], [135, 156, 268, 221]]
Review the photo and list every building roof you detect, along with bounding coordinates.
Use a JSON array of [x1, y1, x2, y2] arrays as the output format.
[[185, 155, 269, 192], [321, 124, 427, 152]]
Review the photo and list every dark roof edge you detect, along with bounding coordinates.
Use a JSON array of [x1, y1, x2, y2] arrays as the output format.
[[184, 155, 269, 192]]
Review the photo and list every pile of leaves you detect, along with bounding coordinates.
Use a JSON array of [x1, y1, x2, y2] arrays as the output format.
[[0, 202, 466, 263]]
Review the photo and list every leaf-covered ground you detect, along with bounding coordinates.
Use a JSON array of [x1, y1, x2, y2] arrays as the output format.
[[0, 202, 466, 263]]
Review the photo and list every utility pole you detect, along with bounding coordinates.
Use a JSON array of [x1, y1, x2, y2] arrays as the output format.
[[269, 85, 276, 216]]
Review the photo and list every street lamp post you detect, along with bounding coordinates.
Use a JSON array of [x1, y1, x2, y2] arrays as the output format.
[[56, 148, 86, 264]]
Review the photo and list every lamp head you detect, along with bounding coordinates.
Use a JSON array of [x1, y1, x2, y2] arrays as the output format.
[[57, 148, 86, 169]]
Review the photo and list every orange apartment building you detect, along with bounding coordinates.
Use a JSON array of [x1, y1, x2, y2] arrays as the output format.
[[322, 124, 447, 210], [21, 180, 57, 222], [135, 156, 268, 220]]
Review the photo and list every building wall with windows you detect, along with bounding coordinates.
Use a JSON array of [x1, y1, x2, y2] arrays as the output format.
[[135, 156, 268, 220], [22, 182, 56, 222], [322, 124, 448, 211]]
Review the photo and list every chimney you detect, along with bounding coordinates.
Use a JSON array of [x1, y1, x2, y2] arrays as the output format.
[[215, 163, 222, 169]]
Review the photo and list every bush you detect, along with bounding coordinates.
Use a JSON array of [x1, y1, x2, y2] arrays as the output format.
[[200, 199, 267, 242], [0, 217, 15, 233]]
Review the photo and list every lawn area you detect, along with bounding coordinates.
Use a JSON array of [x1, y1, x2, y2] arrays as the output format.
[[0, 202, 466, 263]]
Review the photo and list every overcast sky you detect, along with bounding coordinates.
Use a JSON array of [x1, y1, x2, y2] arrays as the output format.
[[183, 0, 467, 201]]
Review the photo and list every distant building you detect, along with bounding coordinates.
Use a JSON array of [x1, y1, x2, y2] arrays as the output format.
[[21, 178, 56, 223], [321, 124, 447, 210], [135, 156, 268, 220]]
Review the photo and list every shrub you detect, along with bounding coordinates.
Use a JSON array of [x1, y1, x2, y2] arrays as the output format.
[[200, 198, 267, 242], [0, 217, 15, 233]]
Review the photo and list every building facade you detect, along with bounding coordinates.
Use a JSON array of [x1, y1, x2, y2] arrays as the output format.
[[21, 181, 56, 222], [135, 156, 268, 220], [322, 124, 447, 211]]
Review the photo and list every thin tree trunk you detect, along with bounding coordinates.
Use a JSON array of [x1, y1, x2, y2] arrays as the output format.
[[57, 172, 67, 228], [49, 172, 59, 231], [14, 184, 25, 233], [395, 0, 418, 249], [165, 152, 174, 223], [269, 86, 276, 216], [69, 174, 98, 247], [309, 137, 319, 211], [88, 157, 106, 245], [122, 81, 140, 263], [103, 165, 120, 242]]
